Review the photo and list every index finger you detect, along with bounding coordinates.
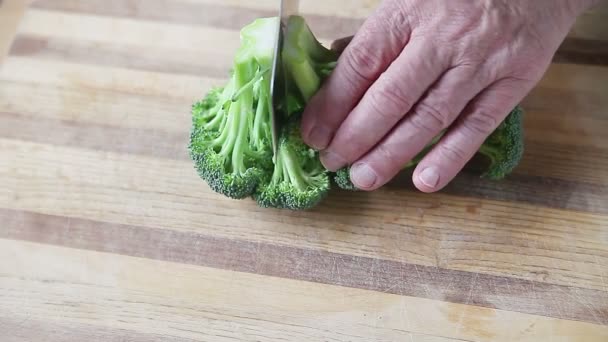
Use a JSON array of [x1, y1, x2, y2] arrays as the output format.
[[300, 2, 412, 150]]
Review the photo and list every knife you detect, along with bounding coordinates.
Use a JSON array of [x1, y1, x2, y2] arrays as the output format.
[[269, 0, 300, 157]]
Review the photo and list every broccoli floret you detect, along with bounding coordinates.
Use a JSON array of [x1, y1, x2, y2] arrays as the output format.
[[254, 119, 330, 210], [188, 17, 278, 198], [478, 105, 525, 180], [333, 107, 525, 190]]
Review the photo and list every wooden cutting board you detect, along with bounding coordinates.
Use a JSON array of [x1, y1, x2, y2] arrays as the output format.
[[1, 0, 607, 341]]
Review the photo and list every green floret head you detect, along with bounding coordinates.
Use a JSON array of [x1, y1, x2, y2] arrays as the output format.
[[333, 166, 360, 192], [478, 105, 525, 180], [254, 119, 330, 210], [188, 17, 278, 199]]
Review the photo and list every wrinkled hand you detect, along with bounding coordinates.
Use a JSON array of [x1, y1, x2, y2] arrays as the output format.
[[301, 0, 597, 192]]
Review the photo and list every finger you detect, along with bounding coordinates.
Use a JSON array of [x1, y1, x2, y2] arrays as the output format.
[[347, 66, 487, 190], [319, 39, 450, 171], [301, 2, 412, 150], [331, 36, 354, 54], [413, 79, 526, 193]]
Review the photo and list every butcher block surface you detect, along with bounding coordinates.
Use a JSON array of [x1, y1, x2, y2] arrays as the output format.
[[1, 0, 608, 341]]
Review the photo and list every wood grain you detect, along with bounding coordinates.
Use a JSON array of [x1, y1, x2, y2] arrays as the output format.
[[1, 0, 607, 340], [1, 139, 607, 293], [0, 0, 28, 64], [2, 208, 607, 325], [2, 240, 608, 342]]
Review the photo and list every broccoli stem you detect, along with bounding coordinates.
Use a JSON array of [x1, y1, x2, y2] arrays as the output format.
[[284, 54, 321, 102], [231, 66, 269, 102], [477, 145, 500, 164], [217, 101, 238, 153], [280, 146, 309, 191], [283, 15, 338, 103], [251, 75, 270, 150]]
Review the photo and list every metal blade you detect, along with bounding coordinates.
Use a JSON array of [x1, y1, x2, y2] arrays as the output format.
[[269, 0, 300, 157]]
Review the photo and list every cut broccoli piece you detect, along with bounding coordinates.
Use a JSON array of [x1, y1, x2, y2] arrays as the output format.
[[333, 106, 525, 190], [254, 119, 330, 210], [333, 167, 359, 192], [188, 17, 277, 198]]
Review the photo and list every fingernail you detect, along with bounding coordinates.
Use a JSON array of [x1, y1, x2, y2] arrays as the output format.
[[419, 166, 441, 188], [307, 125, 331, 150], [351, 163, 377, 189], [320, 151, 346, 171]]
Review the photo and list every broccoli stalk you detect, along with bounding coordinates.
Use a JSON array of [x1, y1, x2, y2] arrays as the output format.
[[282, 15, 338, 115]]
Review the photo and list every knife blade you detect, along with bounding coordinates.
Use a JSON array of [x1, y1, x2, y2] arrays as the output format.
[[269, 0, 300, 157]]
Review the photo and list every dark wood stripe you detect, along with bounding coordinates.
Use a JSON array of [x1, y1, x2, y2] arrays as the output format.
[[9, 34, 230, 78], [2, 208, 607, 325], [0, 112, 190, 160], [30, 0, 362, 40], [2, 111, 608, 215], [1, 316, 200, 342], [554, 37, 608, 66]]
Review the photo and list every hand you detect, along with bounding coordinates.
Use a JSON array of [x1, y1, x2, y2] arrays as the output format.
[[301, 0, 598, 192]]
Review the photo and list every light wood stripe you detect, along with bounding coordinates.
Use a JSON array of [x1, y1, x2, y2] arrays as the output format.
[[2, 316, 199, 342], [1, 139, 607, 293], [0, 56, 223, 101], [0, 81, 191, 132], [1, 217, 607, 327]]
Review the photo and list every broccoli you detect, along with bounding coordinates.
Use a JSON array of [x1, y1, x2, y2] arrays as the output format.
[[478, 105, 525, 180], [254, 119, 330, 210], [188, 15, 335, 208], [188, 15, 526, 209], [333, 106, 525, 190]]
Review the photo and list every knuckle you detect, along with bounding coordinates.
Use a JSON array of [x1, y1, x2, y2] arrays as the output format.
[[463, 110, 499, 136], [438, 143, 469, 164], [409, 102, 451, 133], [342, 41, 385, 84], [369, 82, 411, 121], [374, 143, 401, 168]]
